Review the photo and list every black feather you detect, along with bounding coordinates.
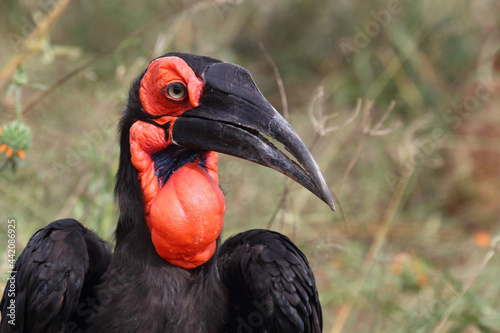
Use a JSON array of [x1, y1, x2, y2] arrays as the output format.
[[218, 229, 322, 333], [0, 53, 324, 333], [0, 219, 110, 333]]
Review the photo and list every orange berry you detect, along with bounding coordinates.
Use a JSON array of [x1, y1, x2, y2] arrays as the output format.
[[390, 263, 404, 276], [390, 253, 408, 276], [6, 147, 13, 158], [417, 274, 428, 288], [474, 231, 491, 248], [17, 149, 26, 159], [0, 143, 6, 152]]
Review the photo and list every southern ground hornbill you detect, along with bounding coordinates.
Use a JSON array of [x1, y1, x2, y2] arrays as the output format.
[[0, 53, 335, 332]]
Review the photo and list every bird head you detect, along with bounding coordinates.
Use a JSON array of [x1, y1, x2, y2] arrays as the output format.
[[116, 53, 334, 269]]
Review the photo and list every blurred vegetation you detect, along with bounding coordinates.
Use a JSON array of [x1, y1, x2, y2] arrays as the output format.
[[1, 0, 500, 332]]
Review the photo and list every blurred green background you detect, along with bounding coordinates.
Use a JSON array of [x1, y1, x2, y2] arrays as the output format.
[[1, 0, 500, 332]]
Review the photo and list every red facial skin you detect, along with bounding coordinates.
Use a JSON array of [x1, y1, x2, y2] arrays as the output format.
[[130, 56, 225, 269]]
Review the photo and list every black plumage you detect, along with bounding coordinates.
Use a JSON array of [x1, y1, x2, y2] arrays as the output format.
[[1, 53, 328, 333], [0, 219, 110, 332], [219, 230, 322, 333]]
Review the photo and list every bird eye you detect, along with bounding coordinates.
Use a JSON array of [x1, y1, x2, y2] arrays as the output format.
[[164, 82, 187, 101]]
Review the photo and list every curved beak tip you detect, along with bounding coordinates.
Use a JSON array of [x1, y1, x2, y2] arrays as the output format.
[[329, 199, 336, 212], [177, 61, 337, 212], [318, 183, 335, 211]]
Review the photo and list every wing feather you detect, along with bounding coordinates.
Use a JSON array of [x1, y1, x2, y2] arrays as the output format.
[[0, 219, 110, 333], [218, 229, 322, 333]]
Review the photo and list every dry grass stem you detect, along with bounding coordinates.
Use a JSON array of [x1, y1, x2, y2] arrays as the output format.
[[55, 173, 92, 220], [330, 168, 414, 333], [367, 100, 401, 136], [308, 93, 362, 136], [260, 45, 292, 230], [432, 237, 500, 333], [20, 0, 212, 116], [258, 41, 289, 120], [2, 2, 498, 331], [0, 0, 73, 90]]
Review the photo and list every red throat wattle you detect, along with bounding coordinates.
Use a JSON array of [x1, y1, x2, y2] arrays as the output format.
[[130, 57, 225, 269]]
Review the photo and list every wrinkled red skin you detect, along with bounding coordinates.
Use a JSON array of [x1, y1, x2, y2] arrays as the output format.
[[130, 56, 225, 269]]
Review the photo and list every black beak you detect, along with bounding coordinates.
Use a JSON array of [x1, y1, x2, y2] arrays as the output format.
[[171, 62, 335, 211]]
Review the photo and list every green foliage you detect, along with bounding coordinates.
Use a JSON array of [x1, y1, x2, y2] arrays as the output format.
[[1, 0, 500, 331], [0, 120, 32, 152]]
